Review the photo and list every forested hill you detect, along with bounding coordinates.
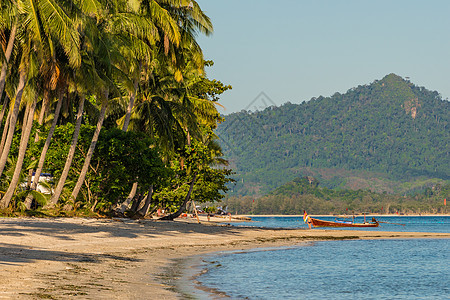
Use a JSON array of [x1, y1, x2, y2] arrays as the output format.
[[217, 74, 449, 196]]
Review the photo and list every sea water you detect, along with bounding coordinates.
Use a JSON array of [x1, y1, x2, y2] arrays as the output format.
[[182, 216, 450, 299], [232, 215, 450, 233]]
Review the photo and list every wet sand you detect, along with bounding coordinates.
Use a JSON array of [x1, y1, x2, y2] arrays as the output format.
[[0, 216, 448, 299]]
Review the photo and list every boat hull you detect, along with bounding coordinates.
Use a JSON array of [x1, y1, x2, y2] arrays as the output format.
[[310, 217, 379, 228]]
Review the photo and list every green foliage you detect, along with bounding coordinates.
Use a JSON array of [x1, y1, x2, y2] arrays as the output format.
[[42, 124, 167, 212], [217, 74, 450, 196], [155, 137, 233, 213]]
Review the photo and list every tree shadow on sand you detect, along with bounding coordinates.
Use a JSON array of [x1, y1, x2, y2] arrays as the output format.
[[0, 242, 141, 266]]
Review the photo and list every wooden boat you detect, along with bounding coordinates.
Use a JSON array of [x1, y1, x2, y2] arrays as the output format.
[[309, 217, 379, 228]]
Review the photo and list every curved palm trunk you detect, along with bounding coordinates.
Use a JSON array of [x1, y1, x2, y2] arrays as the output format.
[[37, 89, 50, 128], [114, 181, 138, 215], [26, 88, 51, 190], [0, 98, 36, 208], [160, 173, 197, 221], [24, 96, 63, 209], [49, 95, 85, 206], [116, 76, 139, 213], [122, 78, 139, 131], [69, 93, 108, 206], [0, 96, 9, 133], [0, 24, 17, 105], [0, 109, 11, 155], [0, 70, 27, 178], [21, 99, 31, 134]]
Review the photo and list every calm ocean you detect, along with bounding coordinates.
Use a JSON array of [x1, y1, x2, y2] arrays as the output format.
[[178, 216, 450, 299]]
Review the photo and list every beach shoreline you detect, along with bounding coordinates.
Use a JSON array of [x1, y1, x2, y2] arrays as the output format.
[[0, 216, 449, 299]]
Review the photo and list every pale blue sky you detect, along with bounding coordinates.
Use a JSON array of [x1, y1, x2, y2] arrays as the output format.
[[196, 0, 450, 113]]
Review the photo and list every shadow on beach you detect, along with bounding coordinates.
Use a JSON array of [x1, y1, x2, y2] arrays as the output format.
[[0, 217, 254, 266]]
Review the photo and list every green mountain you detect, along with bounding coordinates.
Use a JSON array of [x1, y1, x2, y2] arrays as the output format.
[[217, 74, 449, 196]]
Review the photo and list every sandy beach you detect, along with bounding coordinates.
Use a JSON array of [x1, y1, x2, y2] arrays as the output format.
[[0, 216, 449, 299]]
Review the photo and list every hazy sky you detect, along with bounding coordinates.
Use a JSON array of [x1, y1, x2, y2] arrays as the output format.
[[196, 0, 450, 113]]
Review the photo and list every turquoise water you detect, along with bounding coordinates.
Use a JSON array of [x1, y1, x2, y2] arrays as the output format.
[[187, 217, 450, 299]]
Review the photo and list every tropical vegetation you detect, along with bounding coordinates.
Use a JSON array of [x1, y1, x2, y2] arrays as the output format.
[[0, 0, 232, 217]]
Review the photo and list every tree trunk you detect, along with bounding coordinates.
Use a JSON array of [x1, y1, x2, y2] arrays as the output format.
[[21, 99, 31, 136], [136, 185, 154, 218], [114, 181, 138, 215], [160, 173, 197, 221], [24, 96, 63, 209], [0, 70, 27, 178], [49, 95, 85, 206], [0, 97, 36, 208], [130, 194, 144, 213], [122, 77, 139, 131], [117, 75, 140, 213], [0, 109, 11, 155], [22, 104, 31, 189], [27, 89, 52, 190], [69, 92, 108, 206], [34, 88, 50, 143], [0, 95, 9, 133], [0, 24, 17, 105]]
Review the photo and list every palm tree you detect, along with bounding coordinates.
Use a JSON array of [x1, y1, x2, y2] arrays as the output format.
[[24, 91, 63, 209], [160, 172, 197, 220], [69, 92, 109, 204], [32, 1, 103, 206], [119, 0, 183, 132], [0, 1, 18, 107], [66, 4, 124, 205], [24, 43, 75, 206], [0, 0, 81, 191], [0, 25, 17, 112], [48, 93, 85, 206], [0, 104, 11, 151], [0, 91, 37, 208], [0, 67, 27, 178]]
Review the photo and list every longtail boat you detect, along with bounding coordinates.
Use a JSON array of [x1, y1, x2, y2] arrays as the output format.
[[304, 211, 379, 228], [309, 217, 379, 228]]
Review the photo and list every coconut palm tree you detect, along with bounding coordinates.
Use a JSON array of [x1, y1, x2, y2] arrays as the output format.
[[29, 1, 103, 206], [0, 25, 17, 112], [0, 89, 37, 208], [0, 66, 27, 179], [48, 94, 83, 202], [66, 5, 125, 205], [0, 0, 81, 182], [0, 1, 18, 107]]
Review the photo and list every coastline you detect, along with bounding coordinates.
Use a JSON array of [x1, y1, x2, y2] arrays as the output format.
[[0, 217, 449, 299]]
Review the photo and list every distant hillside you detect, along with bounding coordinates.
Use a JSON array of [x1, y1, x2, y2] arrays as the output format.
[[217, 74, 449, 196], [223, 177, 449, 215]]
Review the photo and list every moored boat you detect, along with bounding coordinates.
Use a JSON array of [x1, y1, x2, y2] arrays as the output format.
[[304, 211, 379, 228], [309, 217, 379, 228]]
